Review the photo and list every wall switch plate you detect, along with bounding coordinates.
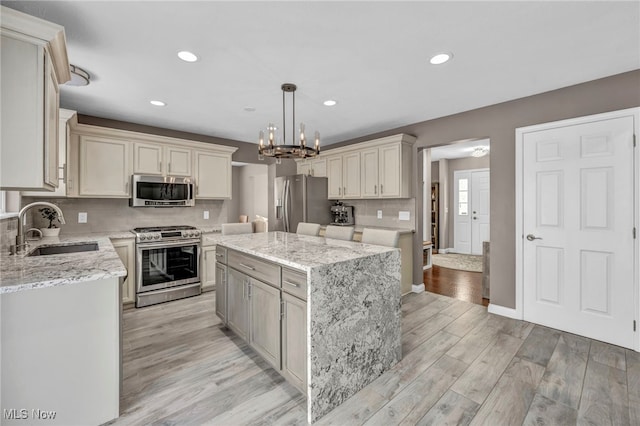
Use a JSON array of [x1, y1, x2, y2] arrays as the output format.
[[399, 211, 410, 221], [78, 212, 88, 223], [203, 210, 209, 220], [377, 210, 383, 219]]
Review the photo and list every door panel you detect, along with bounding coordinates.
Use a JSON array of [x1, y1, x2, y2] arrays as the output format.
[[523, 115, 635, 349], [249, 279, 281, 370], [471, 170, 490, 254], [227, 268, 248, 340], [454, 171, 471, 254]]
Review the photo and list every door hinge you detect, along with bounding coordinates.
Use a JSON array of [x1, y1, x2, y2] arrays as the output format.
[[634, 227, 637, 239], [633, 134, 636, 148], [634, 320, 636, 332], [280, 300, 285, 320]]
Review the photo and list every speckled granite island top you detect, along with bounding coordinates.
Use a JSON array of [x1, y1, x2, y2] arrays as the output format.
[[218, 231, 402, 423], [0, 234, 128, 294]]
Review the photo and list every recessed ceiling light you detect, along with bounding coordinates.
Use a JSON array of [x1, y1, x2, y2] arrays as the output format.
[[323, 100, 337, 106], [150, 100, 166, 107], [244, 106, 256, 112], [177, 51, 198, 62], [430, 53, 452, 65]]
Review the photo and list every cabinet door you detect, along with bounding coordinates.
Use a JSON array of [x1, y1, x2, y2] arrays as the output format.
[[342, 152, 361, 199], [111, 239, 135, 305], [298, 162, 311, 176], [227, 268, 249, 340], [202, 246, 217, 292], [249, 279, 281, 370], [327, 156, 343, 199], [379, 144, 401, 197], [133, 142, 163, 175], [311, 158, 327, 177], [166, 146, 191, 177], [195, 151, 231, 199], [281, 292, 307, 393], [44, 51, 59, 189], [215, 263, 227, 324], [360, 148, 379, 198], [79, 136, 131, 197]]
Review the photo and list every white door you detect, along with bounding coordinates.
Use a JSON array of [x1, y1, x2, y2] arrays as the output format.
[[522, 115, 635, 349], [454, 169, 489, 254], [454, 171, 472, 253], [471, 170, 490, 255]]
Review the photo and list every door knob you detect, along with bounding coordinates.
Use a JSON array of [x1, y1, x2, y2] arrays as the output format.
[[473, 216, 477, 220], [526, 234, 542, 241]]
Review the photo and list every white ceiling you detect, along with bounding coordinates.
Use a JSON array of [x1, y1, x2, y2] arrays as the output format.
[[430, 138, 490, 162], [4, 1, 639, 147]]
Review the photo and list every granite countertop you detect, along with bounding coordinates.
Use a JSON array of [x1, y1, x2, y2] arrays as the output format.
[[0, 234, 128, 294], [320, 224, 414, 235], [216, 231, 397, 272]]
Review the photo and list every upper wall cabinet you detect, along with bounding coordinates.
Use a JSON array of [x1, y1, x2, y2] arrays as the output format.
[[0, 6, 70, 191], [302, 134, 416, 200], [67, 123, 237, 199], [133, 142, 192, 177], [296, 158, 327, 177]]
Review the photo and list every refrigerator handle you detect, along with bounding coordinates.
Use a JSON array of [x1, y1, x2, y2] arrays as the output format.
[[283, 179, 290, 232]]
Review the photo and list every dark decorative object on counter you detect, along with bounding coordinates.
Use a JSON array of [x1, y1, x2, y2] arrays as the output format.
[[39, 207, 60, 229]]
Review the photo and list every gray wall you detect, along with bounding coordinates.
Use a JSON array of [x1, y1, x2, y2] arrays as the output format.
[[236, 164, 269, 221], [327, 69, 640, 310]]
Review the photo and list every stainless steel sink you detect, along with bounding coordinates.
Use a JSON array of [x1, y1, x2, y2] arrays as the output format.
[[27, 242, 99, 256]]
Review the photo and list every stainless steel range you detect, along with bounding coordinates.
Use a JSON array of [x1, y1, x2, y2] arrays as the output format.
[[132, 225, 201, 307]]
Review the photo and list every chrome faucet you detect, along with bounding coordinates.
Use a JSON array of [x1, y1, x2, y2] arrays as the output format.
[[13, 201, 66, 254]]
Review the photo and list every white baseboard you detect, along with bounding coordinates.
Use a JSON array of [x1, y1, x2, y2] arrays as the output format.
[[438, 248, 455, 254], [412, 284, 425, 293], [422, 264, 432, 270], [487, 303, 521, 319]]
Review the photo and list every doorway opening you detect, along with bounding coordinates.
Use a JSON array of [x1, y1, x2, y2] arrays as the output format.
[[422, 139, 490, 306]]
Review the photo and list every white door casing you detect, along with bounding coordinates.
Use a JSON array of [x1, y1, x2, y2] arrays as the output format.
[[515, 108, 638, 350]]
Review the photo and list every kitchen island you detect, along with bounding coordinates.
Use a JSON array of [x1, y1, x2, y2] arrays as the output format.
[[216, 231, 402, 423], [0, 235, 125, 425]]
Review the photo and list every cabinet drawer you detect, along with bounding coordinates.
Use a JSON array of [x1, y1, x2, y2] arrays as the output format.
[[215, 246, 227, 264], [282, 267, 307, 301], [228, 250, 280, 287]]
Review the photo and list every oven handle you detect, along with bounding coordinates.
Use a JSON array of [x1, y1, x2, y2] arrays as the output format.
[[136, 239, 201, 249]]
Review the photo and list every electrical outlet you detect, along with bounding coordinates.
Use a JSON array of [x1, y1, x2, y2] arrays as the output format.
[[377, 210, 383, 219], [203, 210, 209, 220], [78, 212, 88, 223], [399, 211, 410, 221]]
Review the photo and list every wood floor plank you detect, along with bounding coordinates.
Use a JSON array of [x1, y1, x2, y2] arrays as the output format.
[[446, 320, 501, 365], [363, 355, 468, 426], [442, 304, 489, 338], [537, 333, 590, 409], [626, 349, 640, 425], [486, 313, 534, 340], [402, 298, 452, 333], [438, 298, 475, 319], [469, 357, 545, 425], [516, 325, 561, 367], [522, 393, 578, 426], [415, 390, 479, 426], [589, 340, 626, 371], [450, 332, 524, 405], [402, 312, 457, 354], [401, 292, 439, 315], [577, 358, 629, 425], [317, 330, 461, 425]]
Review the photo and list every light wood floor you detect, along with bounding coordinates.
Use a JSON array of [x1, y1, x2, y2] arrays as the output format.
[[109, 291, 640, 425]]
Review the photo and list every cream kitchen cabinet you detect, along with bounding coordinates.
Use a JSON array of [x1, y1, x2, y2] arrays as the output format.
[[327, 155, 343, 198], [111, 238, 136, 306], [78, 135, 132, 197], [194, 151, 232, 199], [201, 245, 217, 292], [296, 158, 327, 177], [0, 7, 70, 191], [361, 147, 379, 198], [342, 151, 361, 198], [133, 142, 191, 177]]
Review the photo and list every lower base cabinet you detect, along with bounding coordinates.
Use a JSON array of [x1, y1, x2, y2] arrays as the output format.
[[111, 238, 135, 306], [281, 292, 307, 393], [202, 246, 217, 292], [215, 262, 227, 323], [227, 267, 249, 340], [249, 279, 282, 369]]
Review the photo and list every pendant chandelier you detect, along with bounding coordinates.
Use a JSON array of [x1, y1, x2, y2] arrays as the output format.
[[258, 83, 320, 160]]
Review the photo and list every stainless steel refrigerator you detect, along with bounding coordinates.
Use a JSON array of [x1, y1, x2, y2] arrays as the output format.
[[274, 175, 332, 232]]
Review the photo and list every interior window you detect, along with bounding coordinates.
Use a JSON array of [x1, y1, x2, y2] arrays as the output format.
[[458, 178, 468, 216]]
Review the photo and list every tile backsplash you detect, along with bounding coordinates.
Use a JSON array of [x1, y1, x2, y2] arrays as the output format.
[[345, 198, 415, 230], [21, 197, 229, 234], [0, 216, 18, 253]]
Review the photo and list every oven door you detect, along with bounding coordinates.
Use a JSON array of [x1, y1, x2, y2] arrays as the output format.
[[136, 240, 200, 293]]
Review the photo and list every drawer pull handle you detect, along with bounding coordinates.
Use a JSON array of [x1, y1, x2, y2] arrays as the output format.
[[283, 280, 300, 288], [239, 263, 255, 271], [215, 253, 224, 258]]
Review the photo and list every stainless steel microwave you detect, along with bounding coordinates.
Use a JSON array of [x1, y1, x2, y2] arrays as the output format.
[[130, 175, 195, 207]]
